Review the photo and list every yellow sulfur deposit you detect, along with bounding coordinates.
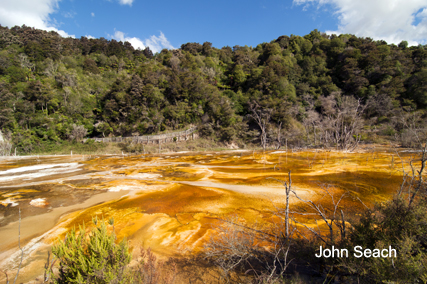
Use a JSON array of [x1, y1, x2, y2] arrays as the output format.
[[0, 148, 417, 282]]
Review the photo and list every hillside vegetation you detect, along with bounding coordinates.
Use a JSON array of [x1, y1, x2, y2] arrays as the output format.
[[0, 25, 426, 153]]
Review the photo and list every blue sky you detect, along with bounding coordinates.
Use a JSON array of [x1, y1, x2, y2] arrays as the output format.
[[1, 0, 426, 52]]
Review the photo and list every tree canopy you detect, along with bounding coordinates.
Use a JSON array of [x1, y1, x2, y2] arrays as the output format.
[[0, 25, 426, 152]]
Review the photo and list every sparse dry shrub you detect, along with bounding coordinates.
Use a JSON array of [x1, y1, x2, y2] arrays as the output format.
[[119, 142, 145, 154], [68, 124, 88, 142], [203, 216, 293, 283], [204, 217, 258, 281], [134, 247, 177, 284], [396, 110, 427, 148], [0, 140, 12, 156], [0, 130, 13, 156], [400, 128, 427, 148]]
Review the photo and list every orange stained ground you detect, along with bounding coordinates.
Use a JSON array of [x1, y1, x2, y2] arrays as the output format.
[[0, 148, 422, 282]]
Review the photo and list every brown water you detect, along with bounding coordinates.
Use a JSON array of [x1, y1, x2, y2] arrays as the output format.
[[0, 149, 418, 283]]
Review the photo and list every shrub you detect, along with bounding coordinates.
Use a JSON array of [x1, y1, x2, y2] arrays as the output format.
[[134, 247, 177, 284], [68, 124, 88, 142], [347, 198, 427, 283], [50, 218, 132, 284]]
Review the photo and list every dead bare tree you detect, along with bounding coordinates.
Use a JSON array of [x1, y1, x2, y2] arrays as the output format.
[[327, 96, 365, 151], [248, 101, 272, 150], [318, 93, 338, 147], [289, 184, 347, 245], [408, 144, 426, 207], [267, 174, 348, 246], [303, 110, 320, 146], [267, 171, 292, 239], [318, 94, 366, 151], [394, 142, 427, 207], [393, 110, 427, 205], [276, 121, 282, 149], [397, 110, 427, 148]]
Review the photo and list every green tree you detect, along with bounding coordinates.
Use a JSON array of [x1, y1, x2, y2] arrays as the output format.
[[83, 57, 100, 74], [407, 69, 427, 108], [398, 40, 408, 49]]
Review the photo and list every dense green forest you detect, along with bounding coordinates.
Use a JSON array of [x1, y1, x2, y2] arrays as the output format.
[[0, 25, 426, 153]]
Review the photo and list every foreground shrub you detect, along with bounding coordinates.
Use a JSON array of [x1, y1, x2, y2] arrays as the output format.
[[345, 198, 427, 283], [50, 219, 132, 284]]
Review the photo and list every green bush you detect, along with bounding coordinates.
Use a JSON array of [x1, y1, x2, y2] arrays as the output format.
[[51, 218, 132, 284], [381, 125, 395, 136], [347, 198, 427, 283], [119, 141, 145, 153]]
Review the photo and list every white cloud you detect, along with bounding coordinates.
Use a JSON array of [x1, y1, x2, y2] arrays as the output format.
[[56, 29, 74, 38], [63, 11, 76, 18], [0, 0, 75, 38], [111, 30, 175, 53], [85, 35, 95, 39], [294, 0, 427, 45], [91, 12, 95, 17], [112, 31, 145, 50], [144, 32, 175, 52], [118, 0, 134, 6]]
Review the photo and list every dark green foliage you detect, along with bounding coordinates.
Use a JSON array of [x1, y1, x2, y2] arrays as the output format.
[[407, 69, 427, 107], [83, 57, 100, 74], [347, 198, 427, 283], [0, 25, 426, 154], [51, 219, 132, 284], [7, 65, 27, 83], [399, 40, 408, 49]]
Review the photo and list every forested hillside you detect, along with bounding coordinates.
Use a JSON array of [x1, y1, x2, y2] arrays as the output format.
[[0, 25, 426, 153]]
